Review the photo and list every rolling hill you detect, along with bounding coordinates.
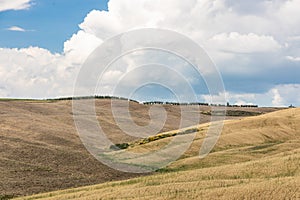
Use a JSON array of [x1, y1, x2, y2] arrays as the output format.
[[0, 99, 287, 198], [2, 101, 298, 199]]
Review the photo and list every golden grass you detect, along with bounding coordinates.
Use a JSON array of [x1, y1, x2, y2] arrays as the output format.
[[15, 108, 300, 200], [15, 149, 300, 200]]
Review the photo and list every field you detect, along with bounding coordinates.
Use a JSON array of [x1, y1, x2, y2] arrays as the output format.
[[0, 99, 293, 199]]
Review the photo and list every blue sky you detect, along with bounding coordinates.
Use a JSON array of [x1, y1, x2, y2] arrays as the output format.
[[0, 0, 108, 53], [0, 0, 299, 106]]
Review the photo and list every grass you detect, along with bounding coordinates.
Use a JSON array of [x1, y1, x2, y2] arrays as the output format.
[[15, 151, 300, 199], [19, 148, 300, 199], [15, 108, 300, 200], [201, 110, 262, 116], [0, 98, 49, 102], [111, 127, 201, 150], [0, 195, 14, 200]]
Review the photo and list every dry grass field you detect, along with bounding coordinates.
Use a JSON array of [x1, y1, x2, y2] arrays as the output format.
[[9, 105, 299, 200]]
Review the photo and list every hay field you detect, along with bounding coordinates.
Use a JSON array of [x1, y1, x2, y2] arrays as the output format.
[[0, 99, 278, 198], [15, 108, 300, 200]]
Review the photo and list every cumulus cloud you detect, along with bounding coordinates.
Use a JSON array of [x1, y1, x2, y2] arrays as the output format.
[[0, 0, 32, 12], [271, 88, 284, 107], [208, 32, 281, 54], [201, 84, 300, 107], [63, 30, 103, 65], [0, 47, 78, 98], [0, 0, 300, 106], [76, 0, 294, 64], [270, 84, 300, 106]]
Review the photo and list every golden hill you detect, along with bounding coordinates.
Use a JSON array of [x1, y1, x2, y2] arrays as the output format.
[[0, 99, 279, 198], [15, 108, 300, 200]]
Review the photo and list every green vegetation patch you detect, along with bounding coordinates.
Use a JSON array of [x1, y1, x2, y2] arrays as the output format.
[[0, 195, 14, 200], [201, 110, 262, 116], [110, 127, 200, 150]]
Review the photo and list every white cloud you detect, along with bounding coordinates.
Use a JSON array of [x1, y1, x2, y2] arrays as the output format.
[[77, 0, 292, 65], [287, 35, 300, 41], [0, 0, 300, 107], [269, 84, 300, 106], [286, 56, 300, 62], [0, 47, 78, 98], [6, 26, 26, 32], [0, 0, 32, 12], [271, 88, 284, 107], [201, 84, 300, 107], [63, 30, 103, 65], [276, 0, 300, 31], [208, 32, 281, 53], [201, 92, 255, 106]]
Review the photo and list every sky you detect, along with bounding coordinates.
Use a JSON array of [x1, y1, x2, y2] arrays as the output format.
[[0, 0, 299, 106], [0, 0, 108, 52]]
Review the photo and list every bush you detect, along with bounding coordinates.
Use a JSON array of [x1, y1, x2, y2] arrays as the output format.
[[113, 143, 130, 149], [0, 195, 14, 200]]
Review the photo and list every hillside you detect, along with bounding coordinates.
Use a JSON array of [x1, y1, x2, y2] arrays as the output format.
[[0, 99, 284, 198], [13, 108, 300, 200]]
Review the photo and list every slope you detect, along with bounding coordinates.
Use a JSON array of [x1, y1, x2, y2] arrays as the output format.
[[15, 108, 300, 200], [0, 99, 278, 197]]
